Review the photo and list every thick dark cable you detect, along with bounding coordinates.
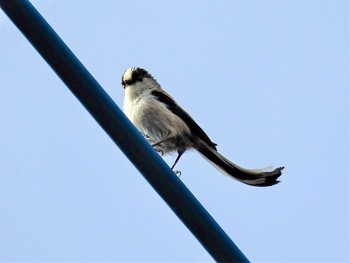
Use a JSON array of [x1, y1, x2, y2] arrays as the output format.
[[0, 1, 250, 262]]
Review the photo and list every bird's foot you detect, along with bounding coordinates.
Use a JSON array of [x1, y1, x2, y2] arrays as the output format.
[[174, 170, 182, 177], [156, 149, 164, 156], [142, 133, 156, 144]]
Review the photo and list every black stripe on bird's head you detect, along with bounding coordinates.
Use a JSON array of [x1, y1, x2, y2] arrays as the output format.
[[121, 67, 152, 88]]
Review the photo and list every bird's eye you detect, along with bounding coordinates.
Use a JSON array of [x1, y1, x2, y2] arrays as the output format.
[[121, 80, 125, 86], [137, 77, 143, 82]]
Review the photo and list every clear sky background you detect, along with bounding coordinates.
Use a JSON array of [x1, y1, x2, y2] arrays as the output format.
[[0, 1, 348, 262]]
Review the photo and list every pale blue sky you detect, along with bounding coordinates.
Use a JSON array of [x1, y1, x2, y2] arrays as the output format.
[[0, 1, 348, 262]]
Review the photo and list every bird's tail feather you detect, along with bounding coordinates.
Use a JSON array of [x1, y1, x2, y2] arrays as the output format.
[[196, 143, 284, 187]]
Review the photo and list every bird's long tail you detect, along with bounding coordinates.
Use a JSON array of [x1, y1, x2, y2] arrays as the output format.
[[196, 142, 284, 187]]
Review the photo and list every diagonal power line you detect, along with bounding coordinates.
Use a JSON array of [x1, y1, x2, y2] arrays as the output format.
[[0, 1, 249, 262]]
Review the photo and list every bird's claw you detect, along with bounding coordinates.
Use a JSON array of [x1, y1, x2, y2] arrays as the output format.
[[141, 133, 163, 155], [174, 170, 181, 177], [142, 133, 156, 144]]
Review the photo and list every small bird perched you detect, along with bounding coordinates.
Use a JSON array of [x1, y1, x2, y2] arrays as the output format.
[[122, 67, 284, 186]]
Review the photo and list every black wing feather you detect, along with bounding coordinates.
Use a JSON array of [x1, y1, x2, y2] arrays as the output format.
[[151, 90, 217, 150]]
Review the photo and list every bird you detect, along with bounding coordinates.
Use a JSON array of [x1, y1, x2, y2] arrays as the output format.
[[121, 67, 284, 187]]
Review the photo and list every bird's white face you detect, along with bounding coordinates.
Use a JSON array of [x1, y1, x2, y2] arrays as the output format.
[[121, 67, 151, 89], [121, 67, 159, 100], [122, 68, 158, 108], [121, 68, 134, 87]]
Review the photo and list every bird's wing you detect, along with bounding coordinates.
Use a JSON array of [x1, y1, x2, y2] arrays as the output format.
[[151, 90, 217, 149]]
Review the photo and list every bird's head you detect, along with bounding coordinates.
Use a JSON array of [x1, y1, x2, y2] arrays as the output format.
[[121, 67, 157, 90]]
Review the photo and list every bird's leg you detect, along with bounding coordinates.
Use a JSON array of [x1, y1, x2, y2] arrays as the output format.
[[152, 139, 184, 176], [171, 151, 184, 170], [151, 138, 171, 156], [151, 138, 170, 147], [171, 151, 184, 177]]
